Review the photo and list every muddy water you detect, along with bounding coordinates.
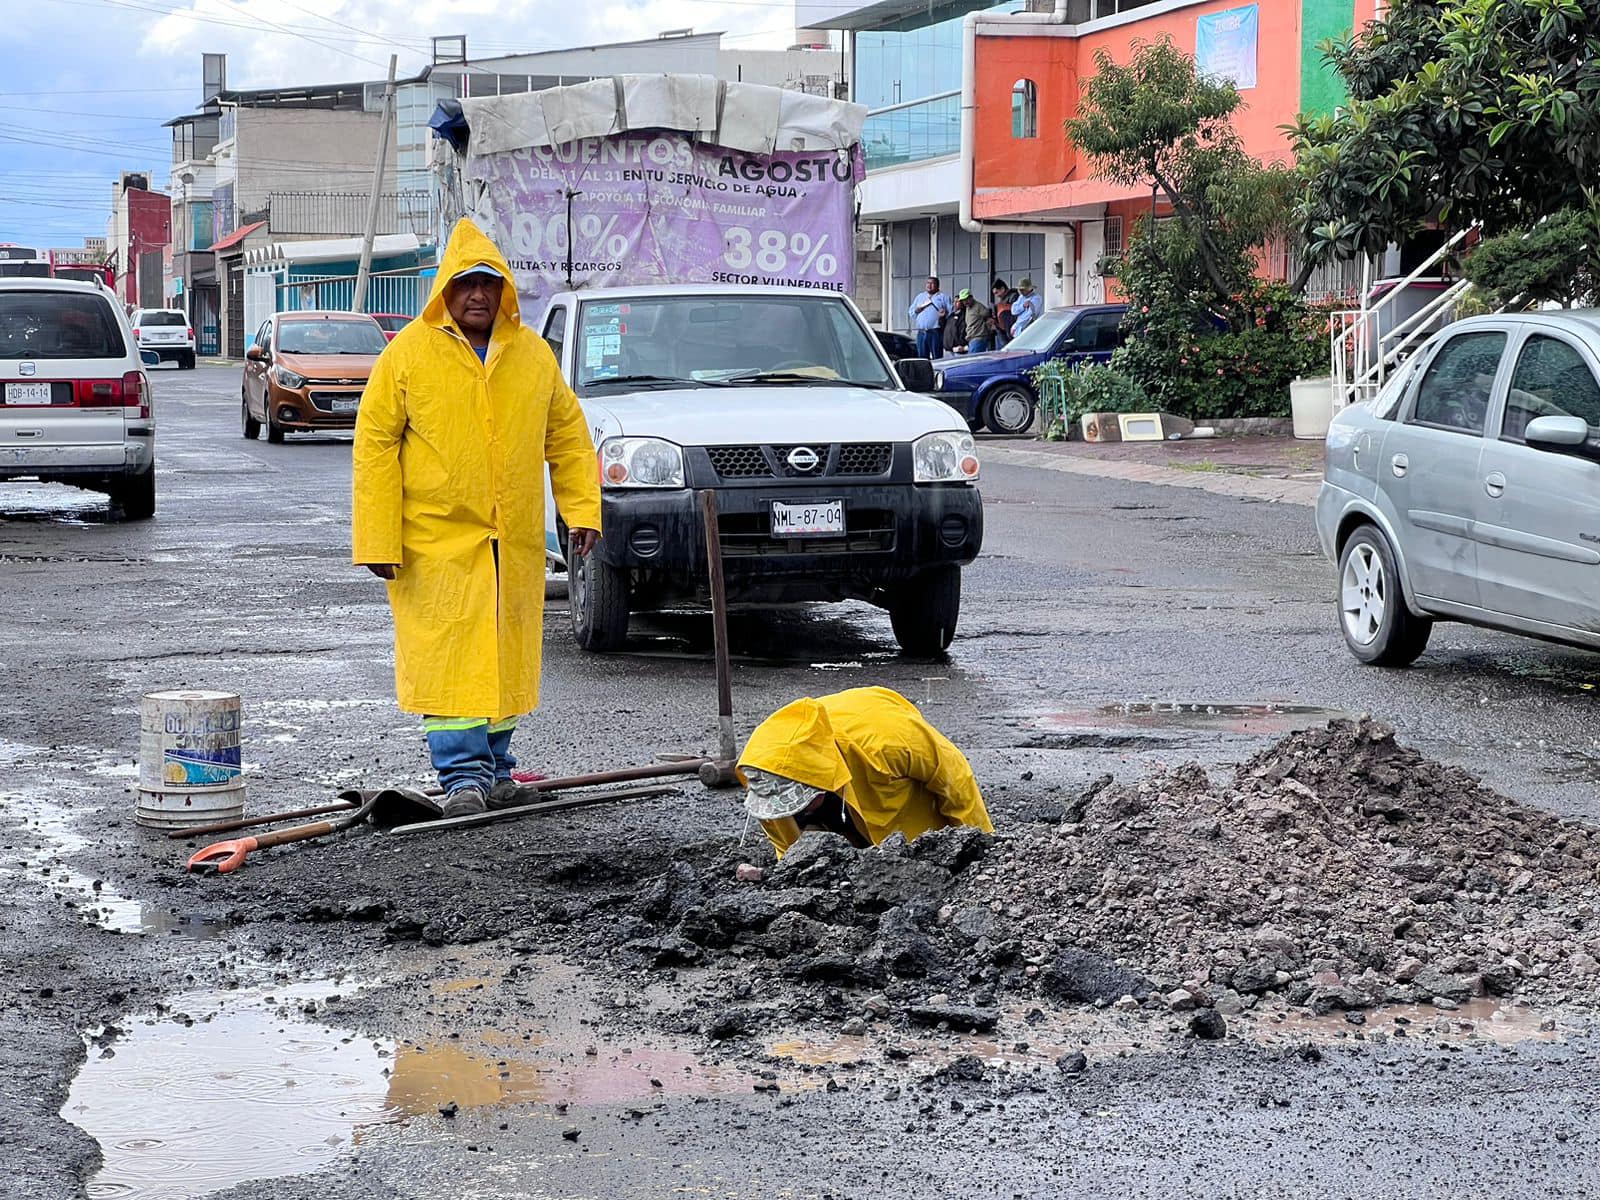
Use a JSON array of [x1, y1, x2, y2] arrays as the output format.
[[1040, 701, 1348, 737], [65, 983, 391, 1200]]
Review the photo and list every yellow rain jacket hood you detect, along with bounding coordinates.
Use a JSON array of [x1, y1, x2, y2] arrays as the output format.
[[738, 686, 992, 858], [352, 218, 601, 719]]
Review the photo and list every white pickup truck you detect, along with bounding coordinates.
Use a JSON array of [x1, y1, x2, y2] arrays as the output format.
[[539, 284, 983, 655]]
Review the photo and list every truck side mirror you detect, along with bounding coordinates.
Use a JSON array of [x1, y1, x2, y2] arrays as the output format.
[[897, 358, 936, 393]]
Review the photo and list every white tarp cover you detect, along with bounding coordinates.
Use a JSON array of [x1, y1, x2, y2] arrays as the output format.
[[459, 74, 865, 161]]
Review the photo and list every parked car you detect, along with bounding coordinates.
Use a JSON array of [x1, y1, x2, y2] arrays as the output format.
[[371, 312, 413, 342], [931, 304, 1128, 434], [130, 307, 196, 369], [537, 285, 983, 655], [0, 278, 158, 518], [1317, 312, 1600, 665], [875, 329, 918, 362], [241, 311, 387, 443]]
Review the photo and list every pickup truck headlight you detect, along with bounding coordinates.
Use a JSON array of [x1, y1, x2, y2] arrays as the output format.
[[270, 364, 307, 389], [599, 437, 685, 488], [913, 431, 980, 483]]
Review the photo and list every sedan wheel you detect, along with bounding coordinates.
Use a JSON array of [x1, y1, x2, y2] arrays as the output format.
[[1340, 540, 1386, 646], [982, 386, 1036, 435], [1336, 525, 1432, 666]]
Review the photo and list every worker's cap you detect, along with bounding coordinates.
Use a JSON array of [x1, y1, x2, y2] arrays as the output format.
[[450, 264, 504, 282], [957, 288, 972, 301], [742, 767, 817, 821], [1018, 276, 1034, 291]]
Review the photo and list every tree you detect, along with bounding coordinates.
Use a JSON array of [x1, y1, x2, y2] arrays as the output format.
[[1294, 0, 1600, 268], [1464, 204, 1600, 308], [1064, 36, 1299, 328]]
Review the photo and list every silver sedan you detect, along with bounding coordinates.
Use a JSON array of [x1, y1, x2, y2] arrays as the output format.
[[1317, 312, 1600, 665]]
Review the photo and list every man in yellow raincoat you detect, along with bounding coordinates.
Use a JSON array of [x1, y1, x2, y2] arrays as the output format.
[[353, 219, 601, 817], [738, 686, 992, 858]]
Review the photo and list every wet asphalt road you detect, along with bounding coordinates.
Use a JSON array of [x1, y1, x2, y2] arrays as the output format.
[[1, 364, 1598, 1198]]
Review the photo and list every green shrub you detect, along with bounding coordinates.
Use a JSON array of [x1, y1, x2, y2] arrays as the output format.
[[1031, 361, 1149, 439]]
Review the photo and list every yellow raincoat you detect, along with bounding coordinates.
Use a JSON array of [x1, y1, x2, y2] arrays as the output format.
[[352, 219, 601, 719], [738, 686, 992, 857]]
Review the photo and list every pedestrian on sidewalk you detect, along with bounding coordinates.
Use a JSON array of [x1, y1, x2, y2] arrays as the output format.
[[738, 686, 992, 859], [989, 279, 1016, 349], [910, 276, 952, 360], [1011, 277, 1043, 337], [352, 218, 601, 818], [958, 288, 993, 354]]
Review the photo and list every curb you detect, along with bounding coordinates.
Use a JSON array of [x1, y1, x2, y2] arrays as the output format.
[[982, 444, 1318, 508]]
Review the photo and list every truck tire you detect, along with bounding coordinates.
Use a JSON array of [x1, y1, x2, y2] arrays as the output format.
[[111, 466, 156, 521], [888, 564, 960, 655], [1337, 524, 1431, 666], [981, 385, 1036, 435], [180, 351, 196, 370], [570, 541, 630, 651]]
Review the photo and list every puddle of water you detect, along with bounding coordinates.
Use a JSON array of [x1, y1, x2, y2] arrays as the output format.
[[65, 982, 393, 1200], [1258, 998, 1564, 1047], [1040, 702, 1347, 737]]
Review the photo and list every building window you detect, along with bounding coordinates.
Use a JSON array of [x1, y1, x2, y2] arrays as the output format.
[[1104, 215, 1124, 255], [1011, 79, 1038, 139]]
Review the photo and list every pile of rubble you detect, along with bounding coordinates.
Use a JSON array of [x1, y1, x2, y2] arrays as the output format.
[[613, 720, 1600, 1034], [962, 718, 1600, 1015]]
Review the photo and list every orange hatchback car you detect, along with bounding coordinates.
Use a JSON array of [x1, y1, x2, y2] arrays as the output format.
[[241, 311, 388, 442]]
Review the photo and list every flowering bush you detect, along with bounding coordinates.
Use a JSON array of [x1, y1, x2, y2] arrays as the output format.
[[1112, 244, 1330, 419]]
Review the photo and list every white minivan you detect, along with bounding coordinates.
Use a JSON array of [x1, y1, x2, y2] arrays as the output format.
[[0, 278, 158, 518], [130, 308, 197, 370]]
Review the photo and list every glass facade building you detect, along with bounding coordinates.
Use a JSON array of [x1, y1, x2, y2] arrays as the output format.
[[857, 0, 1021, 170]]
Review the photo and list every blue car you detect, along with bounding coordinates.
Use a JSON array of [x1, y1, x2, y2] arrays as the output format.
[[932, 304, 1129, 434]]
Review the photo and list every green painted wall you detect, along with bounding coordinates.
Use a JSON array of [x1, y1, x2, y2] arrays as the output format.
[[1300, 0, 1357, 117]]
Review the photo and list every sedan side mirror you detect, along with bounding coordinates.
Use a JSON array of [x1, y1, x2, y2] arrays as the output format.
[[1524, 414, 1598, 459], [245, 346, 265, 363], [896, 357, 936, 393]]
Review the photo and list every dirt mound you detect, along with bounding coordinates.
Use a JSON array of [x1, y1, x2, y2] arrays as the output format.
[[972, 718, 1600, 1014]]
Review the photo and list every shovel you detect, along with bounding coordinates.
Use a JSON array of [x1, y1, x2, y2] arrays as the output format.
[[185, 788, 439, 874]]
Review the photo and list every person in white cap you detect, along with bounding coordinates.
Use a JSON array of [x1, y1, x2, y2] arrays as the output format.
[[353, 218, 601, 818]]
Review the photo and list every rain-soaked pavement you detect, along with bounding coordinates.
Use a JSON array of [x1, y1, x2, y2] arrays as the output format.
[[3, 365, 1599, 1198]]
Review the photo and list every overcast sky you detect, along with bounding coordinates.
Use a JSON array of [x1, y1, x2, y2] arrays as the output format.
[[1, 0, 812, 250]]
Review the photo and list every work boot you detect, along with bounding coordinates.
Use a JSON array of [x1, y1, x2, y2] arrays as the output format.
[[440, 787, 487, 818], [487, 779, 529, 810]]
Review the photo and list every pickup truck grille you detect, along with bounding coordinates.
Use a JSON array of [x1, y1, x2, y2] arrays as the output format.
[[718, 507, 896, 556], [705, 443, 893, 481]]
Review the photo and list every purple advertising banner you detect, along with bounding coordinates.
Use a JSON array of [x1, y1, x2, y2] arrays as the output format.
[[470, 132, 863, 329]]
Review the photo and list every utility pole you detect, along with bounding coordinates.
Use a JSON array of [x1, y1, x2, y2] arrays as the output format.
[[353, 54, 398, 314]]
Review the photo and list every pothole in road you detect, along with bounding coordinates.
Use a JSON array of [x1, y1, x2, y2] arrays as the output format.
[[65, 968, 766, 1200], [1038, 702, 1347, 738]]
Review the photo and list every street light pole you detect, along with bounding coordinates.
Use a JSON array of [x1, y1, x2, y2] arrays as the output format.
[[354, 55, 398, 314]]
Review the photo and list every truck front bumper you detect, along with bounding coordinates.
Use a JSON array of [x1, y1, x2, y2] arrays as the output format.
[[595, 483, 983, 604]]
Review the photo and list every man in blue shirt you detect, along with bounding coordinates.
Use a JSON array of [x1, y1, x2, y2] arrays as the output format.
[[1011, 276, 1044, 338], [909, 275, 952, 360]]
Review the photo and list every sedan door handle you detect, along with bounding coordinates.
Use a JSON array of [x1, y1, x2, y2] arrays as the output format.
[[1485, 471, 1506, 498], [1390, 453, 1409, 478]]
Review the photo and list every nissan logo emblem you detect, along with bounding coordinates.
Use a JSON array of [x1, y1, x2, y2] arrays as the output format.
[[786, 446, 821, 473]]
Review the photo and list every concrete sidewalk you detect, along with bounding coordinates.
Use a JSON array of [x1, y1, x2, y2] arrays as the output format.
[[982, 435, 1321, 507]]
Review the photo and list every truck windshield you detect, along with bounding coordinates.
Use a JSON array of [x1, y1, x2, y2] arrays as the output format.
[[576, 295, 895, 394]]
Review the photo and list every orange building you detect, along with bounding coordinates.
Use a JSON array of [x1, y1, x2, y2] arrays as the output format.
[[963, 0, 1377, 307]]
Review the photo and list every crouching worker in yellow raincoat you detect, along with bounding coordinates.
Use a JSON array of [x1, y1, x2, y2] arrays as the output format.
[[738, 686, 992, 858], [352, 218, 601, 818]]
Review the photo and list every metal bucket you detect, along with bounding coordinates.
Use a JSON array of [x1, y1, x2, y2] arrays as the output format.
[[136, 690, 246, 830]]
